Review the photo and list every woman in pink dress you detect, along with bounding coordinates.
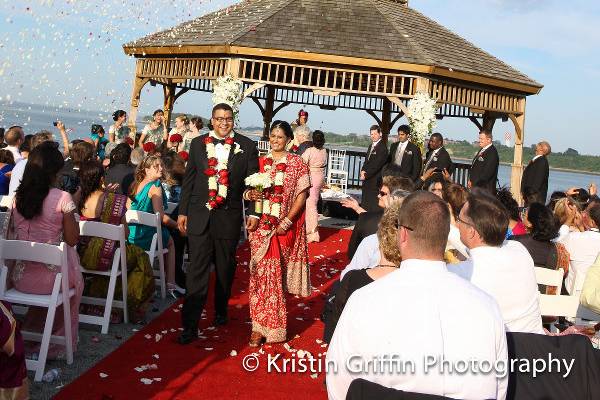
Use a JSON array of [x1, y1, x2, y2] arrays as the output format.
[[301, 130, 327, 243], [7, 141, 83, 359], [247, 121, 311, 346]]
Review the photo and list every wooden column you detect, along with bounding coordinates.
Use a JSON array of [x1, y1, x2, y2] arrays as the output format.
[[381, 98, 392, 142], [127, 60, 150, 139], [509, 98, 526, 204], [262, 85, 276, 140], [482, 111, 498, 133], [163, 83, 176, 130]]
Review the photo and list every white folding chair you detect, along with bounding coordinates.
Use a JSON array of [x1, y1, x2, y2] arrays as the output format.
[[0, 194, 13, 209], [326, 149, 348, 194], [257, 140, 270, 155], [125, 210, 166, 299], [78, 221, 128, 334], [165, 202, 178, 215], [534, 267, 564, 296], [0, 240, 74, 381]]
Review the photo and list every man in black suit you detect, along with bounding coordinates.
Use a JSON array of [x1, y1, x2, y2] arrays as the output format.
[[422, 132, 454, 176], [468, 130, 499, 193], [360, 125, 388, 212], [384, 125, 422, 182], [177, 103, 259, 344], [521, 141, 551, 203]]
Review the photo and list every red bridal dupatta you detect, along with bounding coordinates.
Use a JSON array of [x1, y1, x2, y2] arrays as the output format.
[[248, 153, 311, 342]]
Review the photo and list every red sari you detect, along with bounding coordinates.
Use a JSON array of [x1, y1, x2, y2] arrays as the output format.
[[249, 153, 311, 343]]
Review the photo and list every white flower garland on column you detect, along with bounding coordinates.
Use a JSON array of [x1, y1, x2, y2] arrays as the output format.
[[212, 75, 244, 125], [407, 91, 438, 150]]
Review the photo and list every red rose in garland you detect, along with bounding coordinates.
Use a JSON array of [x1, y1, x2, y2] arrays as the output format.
[[204, 168, 217, 177], [225, 137, 235, 146], [204, 137, 212, 145], [273, 185, 284, 194], [218, 169, 228, 177], [216, 195, 225, 205], [209, 200, 218, 209], [208, 189, 218, 197], [263, 158, 273, 166], [208, 157, 218, 167], [276, 163, 287, 172]]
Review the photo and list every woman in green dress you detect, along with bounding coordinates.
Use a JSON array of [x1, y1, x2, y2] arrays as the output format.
[[127, 154, 183, 297], [77, 161, 155, 321]]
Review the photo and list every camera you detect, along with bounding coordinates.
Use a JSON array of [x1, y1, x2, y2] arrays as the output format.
[[53, 121, 58, 127]]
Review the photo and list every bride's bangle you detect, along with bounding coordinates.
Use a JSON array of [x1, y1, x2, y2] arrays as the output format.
[[279, 217, 293, 231]]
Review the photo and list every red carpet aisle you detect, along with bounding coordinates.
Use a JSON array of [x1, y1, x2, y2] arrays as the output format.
[[55, 227, 351, 400]]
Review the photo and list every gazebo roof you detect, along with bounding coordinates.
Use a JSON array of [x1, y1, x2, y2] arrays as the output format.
[[124, 0, 541, 94]]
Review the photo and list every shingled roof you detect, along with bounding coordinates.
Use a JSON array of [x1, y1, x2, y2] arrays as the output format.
[[124, 0, 542, 90]]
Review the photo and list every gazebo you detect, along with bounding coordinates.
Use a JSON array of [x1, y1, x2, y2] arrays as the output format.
[[122, 0, 542, 198]]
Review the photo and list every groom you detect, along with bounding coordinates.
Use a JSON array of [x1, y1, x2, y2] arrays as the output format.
[[177, 103, 259, 344]]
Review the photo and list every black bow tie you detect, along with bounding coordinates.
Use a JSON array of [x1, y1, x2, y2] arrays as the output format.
[[213, 138, 226, 145]]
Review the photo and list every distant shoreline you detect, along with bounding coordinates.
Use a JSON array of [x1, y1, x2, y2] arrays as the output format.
[[452, 157, 600, 177]]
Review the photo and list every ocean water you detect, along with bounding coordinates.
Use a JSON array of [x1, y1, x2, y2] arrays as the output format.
[[2, 101, 598, 199]]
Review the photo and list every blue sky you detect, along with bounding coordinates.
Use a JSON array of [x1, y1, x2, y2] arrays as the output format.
[[0, 0, 599, 154]]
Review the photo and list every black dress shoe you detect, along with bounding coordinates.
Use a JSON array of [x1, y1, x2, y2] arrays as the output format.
[[213, 315, 228, 326], [177, 329, 198, 345]]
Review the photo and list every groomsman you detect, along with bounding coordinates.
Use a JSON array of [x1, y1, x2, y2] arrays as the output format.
[[360, 125, 388, 212], [521, 141, 551, 203], [468, 130, 499, 193], [384, 125, 422, 182], [423, 133, 454, 175]]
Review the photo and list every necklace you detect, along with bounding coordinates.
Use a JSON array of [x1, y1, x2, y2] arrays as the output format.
[[260, 152, 287, 230], [203, 131, 235, 210]]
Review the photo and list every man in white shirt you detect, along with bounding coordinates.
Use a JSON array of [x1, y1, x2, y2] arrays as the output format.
[[327, 191, 507, 400], [8, 130, 55, 197], [449, 189, 544, 334], [4, 126, 24, 163], [558, 201, 600, 293]]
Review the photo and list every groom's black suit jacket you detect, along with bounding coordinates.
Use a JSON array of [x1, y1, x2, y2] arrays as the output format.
[[179, 132, 259, 239]]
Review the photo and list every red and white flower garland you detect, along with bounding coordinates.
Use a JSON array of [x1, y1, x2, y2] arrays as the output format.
[[260, 154, 287, 229], [204, 133, 235, 210]]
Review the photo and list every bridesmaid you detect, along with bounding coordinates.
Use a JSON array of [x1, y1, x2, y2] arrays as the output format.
[[301, 130, 327, 243]]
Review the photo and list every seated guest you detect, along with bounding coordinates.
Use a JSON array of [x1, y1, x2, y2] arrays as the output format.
[[0, 301, 28, 399], [8, 130, 54, 197], [553, 197, 585, 242], [340, 189, 410, 279], [442, 183, 469, 261], [9, 141, 83, 358], [496, 187, 527, 238], [0, 149, 15, 195], [129, 147, 145, 168], [18, 134, 33, 159], [324, 200, 403, 343], [558, 201, 600, 294], [293, 125, 312, 155], [4, 126, 24, 163], [59, 141, 95, 196], [510, 203, 570, 294], [449, 189, 544, 334], [77, 161, 155, 322], [127, 154, 183, 297], [327, 191, 508, 400], [105, 143, 134, 195], [161, 152, 185, 203], [344, 176, 413, 260]]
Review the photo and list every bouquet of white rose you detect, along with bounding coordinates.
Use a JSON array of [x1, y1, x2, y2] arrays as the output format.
[[407, 91, 438, 151], [245, 172, 272, 213]]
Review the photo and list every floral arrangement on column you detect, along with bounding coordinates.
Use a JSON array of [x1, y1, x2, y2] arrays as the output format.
[[407, 91, 438, 151], [212, 75, 244, 125]]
